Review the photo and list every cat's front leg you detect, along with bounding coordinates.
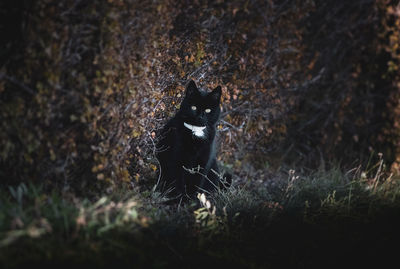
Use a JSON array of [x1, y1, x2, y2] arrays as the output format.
[[200, 159, 220, 193]]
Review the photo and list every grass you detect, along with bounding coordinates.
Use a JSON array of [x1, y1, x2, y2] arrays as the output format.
[[1, 160, 400, 268]]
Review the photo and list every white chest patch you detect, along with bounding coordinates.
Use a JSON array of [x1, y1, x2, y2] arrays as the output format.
[[184, 122, 206, 138]]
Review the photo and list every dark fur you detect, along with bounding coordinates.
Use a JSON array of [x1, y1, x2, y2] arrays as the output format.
[[156, 80, 228, 201]]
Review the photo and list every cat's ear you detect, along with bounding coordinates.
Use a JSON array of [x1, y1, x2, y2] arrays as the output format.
[[186, 80, 198, 96], [209, 86, 222, 103]]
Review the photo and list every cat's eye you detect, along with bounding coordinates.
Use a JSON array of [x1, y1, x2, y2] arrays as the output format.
[[205, 108, 211, 113], [191, 106, 197, 111]]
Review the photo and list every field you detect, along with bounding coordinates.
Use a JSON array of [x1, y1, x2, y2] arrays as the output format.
[[1, 159, 399, 268]]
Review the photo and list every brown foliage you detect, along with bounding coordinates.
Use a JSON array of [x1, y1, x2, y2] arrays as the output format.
[[284, 0, 400, 169], [0, 0, 399, 192]]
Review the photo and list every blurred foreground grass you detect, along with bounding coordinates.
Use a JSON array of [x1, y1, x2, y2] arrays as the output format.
[[1, 159, 400, 268]]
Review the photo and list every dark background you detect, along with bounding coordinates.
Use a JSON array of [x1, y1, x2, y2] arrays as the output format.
[[1, 0, 399, 193]]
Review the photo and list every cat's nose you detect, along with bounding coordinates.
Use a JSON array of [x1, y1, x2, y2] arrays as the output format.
[[195, 117, 206, 126]]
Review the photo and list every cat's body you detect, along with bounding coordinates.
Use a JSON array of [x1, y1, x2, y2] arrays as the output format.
[[156, 80, 226, 200]]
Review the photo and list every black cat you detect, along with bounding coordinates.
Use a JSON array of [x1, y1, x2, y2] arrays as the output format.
[[156, 80, 229, 201]]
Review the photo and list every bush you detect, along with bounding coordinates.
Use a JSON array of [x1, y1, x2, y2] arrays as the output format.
[[1, 0, 399, 192]]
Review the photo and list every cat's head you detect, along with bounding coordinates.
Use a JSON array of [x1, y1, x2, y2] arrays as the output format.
[[179, 80, 221, 135]]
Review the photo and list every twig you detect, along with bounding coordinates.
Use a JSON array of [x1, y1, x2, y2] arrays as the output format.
[[0, 73, 35, 95]]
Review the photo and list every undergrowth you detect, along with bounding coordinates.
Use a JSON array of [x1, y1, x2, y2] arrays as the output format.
[[1, 159, 400, 268]]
